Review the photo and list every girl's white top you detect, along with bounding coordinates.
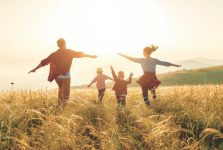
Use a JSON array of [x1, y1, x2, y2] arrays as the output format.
[[130, 57, 171, 72]]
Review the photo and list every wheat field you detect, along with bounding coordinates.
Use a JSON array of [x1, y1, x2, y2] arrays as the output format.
[[0, 85, 223, 150]]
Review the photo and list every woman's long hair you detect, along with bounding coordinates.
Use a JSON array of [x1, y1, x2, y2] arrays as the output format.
[[143, 44, 159, 56]]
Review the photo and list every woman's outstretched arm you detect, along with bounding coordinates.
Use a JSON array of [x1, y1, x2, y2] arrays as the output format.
[[169, 63, 181, 67], [118, 53, 141, 63], [156, 59, 181, 67]]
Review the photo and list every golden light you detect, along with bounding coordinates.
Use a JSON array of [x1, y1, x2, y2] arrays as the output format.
[[43, 0, 168, 56]]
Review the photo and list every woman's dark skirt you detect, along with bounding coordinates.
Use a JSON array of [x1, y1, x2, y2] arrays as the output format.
[[137, 72, 161, 90]]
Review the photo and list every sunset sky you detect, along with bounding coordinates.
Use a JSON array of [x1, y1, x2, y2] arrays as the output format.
[[0, 0, 223, 90]]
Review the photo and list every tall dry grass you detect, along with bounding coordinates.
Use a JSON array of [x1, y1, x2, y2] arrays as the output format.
[[0, 85, 223, 150]]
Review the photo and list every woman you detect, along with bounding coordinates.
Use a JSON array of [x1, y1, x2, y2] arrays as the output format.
[[118, 45, 181, 107]]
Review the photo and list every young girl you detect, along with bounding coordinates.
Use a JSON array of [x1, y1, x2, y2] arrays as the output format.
[[110, 66, 133, 107], [118, 45, 181, 107], [88, 68, 113, 103]]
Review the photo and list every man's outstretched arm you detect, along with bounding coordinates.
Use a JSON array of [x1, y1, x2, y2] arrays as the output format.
[[28, 63, 42, 74], [28, 56, 51, 74], [82, 53, 97, 58], [70, 50, 97, 58]]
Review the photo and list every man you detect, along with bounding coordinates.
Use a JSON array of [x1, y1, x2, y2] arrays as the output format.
[[28, 38, 97, 105]]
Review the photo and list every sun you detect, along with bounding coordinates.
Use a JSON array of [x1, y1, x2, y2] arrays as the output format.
[[44, 0, 168, 56]]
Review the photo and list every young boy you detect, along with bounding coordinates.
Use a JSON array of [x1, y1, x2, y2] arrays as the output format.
[[118, 45, 181, 107], [110, 66, 133, 107], [88, 68, 113, 103]]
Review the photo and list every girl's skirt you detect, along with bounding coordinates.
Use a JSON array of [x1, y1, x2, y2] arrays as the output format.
[[137, 72, 161, 90]]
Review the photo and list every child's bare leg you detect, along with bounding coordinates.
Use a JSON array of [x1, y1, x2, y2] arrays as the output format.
[[151, 88, 157, 100]]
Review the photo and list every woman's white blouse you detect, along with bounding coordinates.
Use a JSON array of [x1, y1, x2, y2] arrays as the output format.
[[130, 57, 171, 72]]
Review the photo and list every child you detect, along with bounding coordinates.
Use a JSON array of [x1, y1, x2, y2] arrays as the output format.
[[88, 68, 113, 103], [110, 66, 133, 107], [118, 45, 181, 107]]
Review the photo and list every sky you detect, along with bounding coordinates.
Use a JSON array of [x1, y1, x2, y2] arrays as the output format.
[[0, 0, 223, 90]]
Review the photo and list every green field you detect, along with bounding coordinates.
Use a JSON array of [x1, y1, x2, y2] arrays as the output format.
[[95, 65, 223, 89], [158, 65, 223, 86]]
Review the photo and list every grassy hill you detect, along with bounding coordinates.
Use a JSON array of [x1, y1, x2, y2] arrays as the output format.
[[74, 65, 223, 89], [158, 65, 223, 86], [177, 57, 223, 69]]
